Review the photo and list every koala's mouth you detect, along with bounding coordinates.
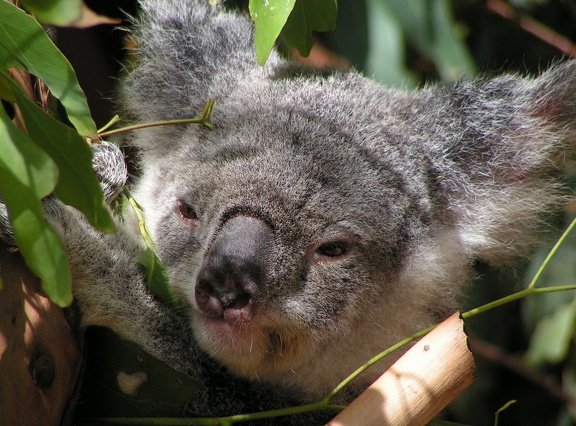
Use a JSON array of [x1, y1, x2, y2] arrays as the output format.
[[197, 314, 256, 342], [192, 312, 303, 377]]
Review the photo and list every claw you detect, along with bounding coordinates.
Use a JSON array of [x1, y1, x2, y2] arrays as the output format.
[[91, 141, 128, 204]]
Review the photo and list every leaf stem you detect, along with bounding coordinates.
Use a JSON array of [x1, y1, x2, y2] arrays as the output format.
[[320, 324, 436, 403], [82, 402, 344, 425], [462, 285, 576, 320], [123, 188, 154, 249], [97, 114, 121, 134], [98, 99, 216, 138], [527, 216, 576, 289]]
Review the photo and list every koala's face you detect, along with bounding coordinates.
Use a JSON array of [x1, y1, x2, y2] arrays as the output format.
[[135, 99, 437, 384]]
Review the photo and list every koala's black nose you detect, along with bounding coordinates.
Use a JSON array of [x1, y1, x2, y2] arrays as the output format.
[[195, 216, 273, 323]]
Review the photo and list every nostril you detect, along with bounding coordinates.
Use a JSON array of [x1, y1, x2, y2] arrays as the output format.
[[222, 292, 253, 323], [195, 279, 254, 322], [223, 292, 251, 310], [195, 281, 224, 318]]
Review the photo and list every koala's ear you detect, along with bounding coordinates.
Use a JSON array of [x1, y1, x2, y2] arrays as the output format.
[[527, 60, 576, 137], [121, 0, 265, 127], [428, 61, 576, 263]]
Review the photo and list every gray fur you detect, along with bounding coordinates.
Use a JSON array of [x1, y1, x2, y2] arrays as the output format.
[[2, 0, 576, 419]]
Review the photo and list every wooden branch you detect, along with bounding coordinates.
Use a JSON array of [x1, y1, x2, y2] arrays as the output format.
[[0, 243, 83, 426], [327, 313, 475, 426]]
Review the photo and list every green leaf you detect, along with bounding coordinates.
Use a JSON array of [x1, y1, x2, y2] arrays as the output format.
[[0, 105, 72, 307], [0, 71, 115, 233], [249, 0, 297, 65], [0, 64, 16, 101], [383, 0, 432, 54], [249, 0, 338, 64], [428, 0, 475, 80], [365, 0, 417, 88], [139, 247, 181, 309], [522, 216, 576, 329], [125, 188, 181, 309], [282, 0, 338, 57], [0, 0, 96, 135], [19, 0, 83, 26], [330, 0, 368, 72], [15, 95, 116, 233], [0, 44, 15, 69], [383, 0, 474, 80], [525, 297, 576, 366]]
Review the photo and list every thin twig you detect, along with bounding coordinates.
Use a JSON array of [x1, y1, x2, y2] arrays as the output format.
[[487, 0, 576, 57], [527, 216, 576, 289], [98, 99, 215, 138], [470, 337, 570, 403]]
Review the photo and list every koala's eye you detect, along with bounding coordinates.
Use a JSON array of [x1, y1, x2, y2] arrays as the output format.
[[316, 241, 349, 258], [176, 199, 200, 227]]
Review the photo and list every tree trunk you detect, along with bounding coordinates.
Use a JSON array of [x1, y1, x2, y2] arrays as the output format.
[[0, 242, 83, 426]]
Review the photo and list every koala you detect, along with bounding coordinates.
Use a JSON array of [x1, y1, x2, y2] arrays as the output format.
[[3, 0, 576, 421]]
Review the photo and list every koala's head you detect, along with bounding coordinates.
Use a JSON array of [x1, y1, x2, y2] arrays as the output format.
[[125, 0, 576, 398], [129, 75, 473, 396]]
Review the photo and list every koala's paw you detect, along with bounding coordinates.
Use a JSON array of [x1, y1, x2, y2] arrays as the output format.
[[0, 200, 15, 246], [92, 141, 129, 204]]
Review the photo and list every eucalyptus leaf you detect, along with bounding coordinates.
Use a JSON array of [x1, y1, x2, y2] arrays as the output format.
[[12, 91, 115, 233], [19, 0, 83, 26], [522, 218, 576, 330], [331, 0, 368, 72], [0, 0, 96, 135], [0, 44, 15, 69], [124, 188, 180, 308], [428, 0, 475, 80], [282, 0, 338, 57], [525, 297, 576, 366], [0, 65, 16, 101], [139, 246, 181, 309], [0, 71, 114, 233], [365, 0, 416, 88], [0, 105, 72, 307], [384, 0, 431, 52], [249, 0, 296, 65], [383, 0, 474, 80]]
